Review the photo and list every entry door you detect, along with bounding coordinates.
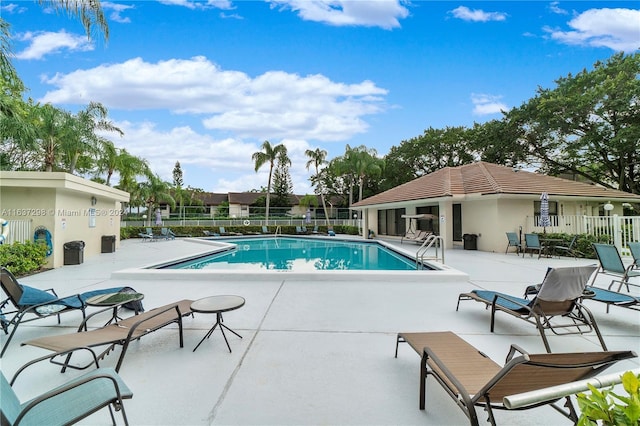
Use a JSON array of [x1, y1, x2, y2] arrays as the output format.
[[453, 204, 462, 241]]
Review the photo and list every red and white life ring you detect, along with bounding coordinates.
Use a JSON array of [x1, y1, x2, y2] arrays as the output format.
[[0, 218, 9, 244]]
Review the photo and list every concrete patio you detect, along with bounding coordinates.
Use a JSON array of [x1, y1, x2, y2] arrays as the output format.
[[2, 237, 639, 425]]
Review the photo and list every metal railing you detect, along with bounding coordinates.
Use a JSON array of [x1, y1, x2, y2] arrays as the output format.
[[416, 235, 445, 267]]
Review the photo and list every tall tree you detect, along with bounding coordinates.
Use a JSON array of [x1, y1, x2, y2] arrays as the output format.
[[139, 174, 175, 226], [305, 148, 330, 225], [252, 140, 290, 223], [271, 158, 293, 208], [506, 52, 640, 195], [173, 160, 184, 221]]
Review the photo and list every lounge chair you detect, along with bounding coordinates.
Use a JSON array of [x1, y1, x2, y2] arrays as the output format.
[[522, 233, 545, 258], [394, 331, 636, 426], [584, 286, 640, 313], [219, 226, 242, 236], [1, 348, 132, 425], [0, 267, 126, 357], [591, 243, 640, 292], [456, 265, 606, 352], [629, 242, 640, 270], [22, 299, 194, 372], [160, 227, 175, 240], [138, 228, 153, 241], [402, 230, 429, 244], [505, 232, 522, 254], [295, 226, 305, 235], [261, 226, 271, 234], [311, 225, 325, 235], [553, 235, 580, 259]]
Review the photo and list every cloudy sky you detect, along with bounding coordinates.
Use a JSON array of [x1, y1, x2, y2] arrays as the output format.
[[5, 0, 639, 194]]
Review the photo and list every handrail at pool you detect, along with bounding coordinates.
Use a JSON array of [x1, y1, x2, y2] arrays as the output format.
[[274, 225, 282, 237], [416, 235, 444, 266]]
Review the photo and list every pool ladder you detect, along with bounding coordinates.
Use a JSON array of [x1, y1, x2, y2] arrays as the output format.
[[416, 235, 445, 268], [274, 225, 282, 237]]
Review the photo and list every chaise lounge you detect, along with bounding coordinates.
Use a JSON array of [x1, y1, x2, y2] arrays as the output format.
[[394, 331, 636, 426], [22, 300, 194, 372]]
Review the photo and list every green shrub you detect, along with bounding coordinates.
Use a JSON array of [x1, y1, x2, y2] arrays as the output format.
[[577, 371, 640, 426], [0, 241, 48, 276]]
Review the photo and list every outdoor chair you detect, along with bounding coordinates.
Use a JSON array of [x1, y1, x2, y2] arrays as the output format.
[[504, 232, 522, 254], [1, 348, 132, 425], [219, 226, 242, 236], [22, 299, 194, 372], [522, 233, 544, 258], [402, 230, 429, 244], [0, 267, 125, 357], [629, 242, 640, 270], [137, 229, 153, 241], [261, 226, 271, 234], [591, 243, 640, 292], [583, 286, 640, 314], [394, 331, 636, 426], [456, 265, 606, 353], [295, 226, 305, 234], [160, 228, 175, 240], [553, 235, 580, 259]]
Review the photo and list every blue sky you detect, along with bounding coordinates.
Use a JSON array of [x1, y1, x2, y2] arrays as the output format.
[[4, 0, 639, 194]]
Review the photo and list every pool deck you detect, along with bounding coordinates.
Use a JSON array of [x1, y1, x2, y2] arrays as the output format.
[[2, 236, 639, 425]]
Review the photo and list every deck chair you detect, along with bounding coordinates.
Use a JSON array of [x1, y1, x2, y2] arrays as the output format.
[[138, 228, 153, 241], [160, 228, 175, 240], [591, 243, 640, 292], [402, 230, 429, 244], [0, 267, 125, 357], [629, 242, 640, 270], [522, 233, 544, 258], [554, 235, 580, 259], [22, 300, 194, 372], [584, 286, 640, 313], [261, 226, 270, 234], [456, 265, 605, 352], [505, 232, 521, 254], [394, 331, 637, 426], [1, 348, 132, 425], [295, 226, 305, 234], [219, 226, 242, 236]]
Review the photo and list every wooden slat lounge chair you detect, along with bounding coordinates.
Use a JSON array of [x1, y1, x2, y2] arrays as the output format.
[[1, 348, 132, 425], [22, 300, 194, 372], [394, 331, 637, 426], [456, 265, 605, 353], [0, 267, 126, 357], [592, 243, 640, 292]]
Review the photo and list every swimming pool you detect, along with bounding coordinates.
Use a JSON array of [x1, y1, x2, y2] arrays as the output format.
[[162, 237, 424, 271]]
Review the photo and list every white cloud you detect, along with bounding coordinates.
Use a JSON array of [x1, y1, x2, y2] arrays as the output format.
[[102, 121, 314, 193], [268, 0, 410, 29], [41, 56, 388, 142], [549, 1, 568, 15], [471, 93, 507, 116], [101, 2, 135, 24], [1, 3, 27, 14], [15, 30, 94, 60], [157, 0, 234, 10], [450, 6, 507, 22], [545, 8, 640, 52]]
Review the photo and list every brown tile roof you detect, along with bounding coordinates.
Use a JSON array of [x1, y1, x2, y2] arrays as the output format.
[[353, 162, 640, 207]]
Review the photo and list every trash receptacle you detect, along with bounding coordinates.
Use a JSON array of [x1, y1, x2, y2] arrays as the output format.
[[463, 234, 478, 250], [101, 235, 116, 253], [63, 240, 85, 265]]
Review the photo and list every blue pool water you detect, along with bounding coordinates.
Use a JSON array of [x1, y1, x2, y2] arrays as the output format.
[[164, 237, 422, 271]]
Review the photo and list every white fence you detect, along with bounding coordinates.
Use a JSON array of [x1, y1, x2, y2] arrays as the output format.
[[4, 220, 32, 245], [527, 214, 640, 255]]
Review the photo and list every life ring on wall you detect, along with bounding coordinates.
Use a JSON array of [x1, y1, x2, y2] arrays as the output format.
[[34, 226, 53, 257], [0, 218, 8, 244], [243, 219, 251, 226]]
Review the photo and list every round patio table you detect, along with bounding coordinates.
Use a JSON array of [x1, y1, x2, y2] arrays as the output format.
[[191, 295, 245, 352]]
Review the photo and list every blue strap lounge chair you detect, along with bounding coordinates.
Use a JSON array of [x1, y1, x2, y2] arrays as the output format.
[[0, 267, 128, 357], [456, 265, 605, 353], [553, 235, 580, 259], [1, 349, 132, 425], [629, 242, 640, 270], [505, 232, 522, 254], [522, 233, 545, 258], [591, 243, 640, 292]]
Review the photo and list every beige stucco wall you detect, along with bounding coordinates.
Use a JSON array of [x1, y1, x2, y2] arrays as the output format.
[[0, 172, 129, 268]]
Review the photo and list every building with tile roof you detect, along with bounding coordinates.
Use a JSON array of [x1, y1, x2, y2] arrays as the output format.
[[352, 162, 640, 253]]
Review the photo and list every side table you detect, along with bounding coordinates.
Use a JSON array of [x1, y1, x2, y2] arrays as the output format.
[[86, 292, 144, 325], [191, 295, 245, 352]]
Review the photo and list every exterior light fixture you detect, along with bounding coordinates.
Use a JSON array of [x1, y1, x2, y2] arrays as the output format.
[[604, 202, 614, 212]]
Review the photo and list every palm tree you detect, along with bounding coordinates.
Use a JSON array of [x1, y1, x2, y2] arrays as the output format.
[[37, 1, 109, 40], [35, 103, 74, 172], [252, 140, 290, 224], [139, 174, 175, 226], [305, 148, 330, 225]]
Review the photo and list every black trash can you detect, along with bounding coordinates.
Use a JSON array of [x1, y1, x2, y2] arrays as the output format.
[[463, 234, 478, 250], [63, 240, 85, 265], [101, 235, 116, 253]]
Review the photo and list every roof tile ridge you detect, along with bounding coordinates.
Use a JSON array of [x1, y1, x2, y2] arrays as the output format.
[[478, 162, 502, 193]]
